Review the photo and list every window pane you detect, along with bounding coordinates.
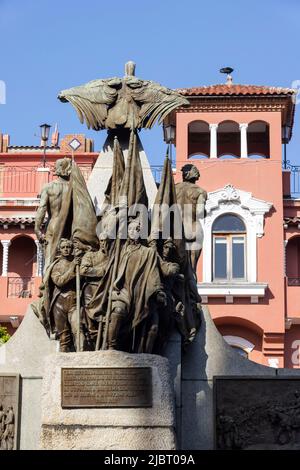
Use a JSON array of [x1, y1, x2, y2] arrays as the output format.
[[232, 236, 245, 278], [214, 237, 227, 279], [213, 214, 246, 233]]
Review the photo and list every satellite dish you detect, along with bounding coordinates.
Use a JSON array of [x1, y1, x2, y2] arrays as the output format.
[[220, 67, 234, 75]]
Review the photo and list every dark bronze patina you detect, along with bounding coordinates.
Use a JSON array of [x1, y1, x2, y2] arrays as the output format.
[[61, 367, 152, 408]]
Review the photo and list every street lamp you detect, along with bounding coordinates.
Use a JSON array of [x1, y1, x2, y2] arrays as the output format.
[[163, 123, 176, 165], [40, 123, 51, 167], [282, 125, 290, 169]]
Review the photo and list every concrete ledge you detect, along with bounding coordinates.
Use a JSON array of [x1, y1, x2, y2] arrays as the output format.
[[41, 426, 176, 450]]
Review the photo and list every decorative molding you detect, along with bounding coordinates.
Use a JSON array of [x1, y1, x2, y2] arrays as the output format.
[[202, 184, 272, 284], [176, 96, 289, 114], [198, 283, 268, 298]]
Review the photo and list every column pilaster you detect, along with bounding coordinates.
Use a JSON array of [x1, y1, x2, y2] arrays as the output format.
[[1, 240, 11, 277], [209, 123, 218, 158], [239, 123, 248, 158]]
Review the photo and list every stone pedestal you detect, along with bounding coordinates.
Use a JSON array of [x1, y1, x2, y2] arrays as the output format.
[[0, 306, 58, 449], [87, 131, 158, 213], [40, 351, 176, 450]]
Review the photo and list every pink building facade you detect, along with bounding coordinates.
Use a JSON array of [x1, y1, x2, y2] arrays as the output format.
[[0, 130, 97, 335], [167, 81, 300, 368]]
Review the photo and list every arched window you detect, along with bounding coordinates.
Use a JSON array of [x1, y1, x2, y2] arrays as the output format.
[[188, 120, 210, 159], [212, 214, 246, 281], [286, 236, 300, 285], [217, 120, 240, 158], [8, 236, 36, 298], [248, 121, 270, 158]]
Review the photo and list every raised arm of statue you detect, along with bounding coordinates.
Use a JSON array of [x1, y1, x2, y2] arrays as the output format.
[[35, 185, 49, 243]]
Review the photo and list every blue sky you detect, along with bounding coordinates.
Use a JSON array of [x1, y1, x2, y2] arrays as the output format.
[[0, 0, 299, 165]]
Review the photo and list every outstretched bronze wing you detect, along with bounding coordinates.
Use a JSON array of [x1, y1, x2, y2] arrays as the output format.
[[131, 80, 189, 128], [58, 78, 121, 130], [58, 73, 188, 130]]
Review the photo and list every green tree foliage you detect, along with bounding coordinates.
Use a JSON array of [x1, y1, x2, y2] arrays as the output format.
[[0, 326, 10, 345]]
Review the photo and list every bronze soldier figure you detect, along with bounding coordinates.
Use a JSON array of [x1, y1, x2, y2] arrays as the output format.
[[109, 220, 166, 352], [48, 238, 83, 352], [80, 232, 111, 347], [175, 164, 207, 274], [34, 158, 72, 270]]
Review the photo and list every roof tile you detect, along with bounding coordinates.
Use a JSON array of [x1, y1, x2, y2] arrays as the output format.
[[177, 84, 297, 97]]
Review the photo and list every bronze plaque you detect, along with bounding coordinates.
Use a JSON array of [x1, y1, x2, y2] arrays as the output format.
[[214, 376, 300, 450], [61, 367, 152, 408], [0, 374, 20, 450]]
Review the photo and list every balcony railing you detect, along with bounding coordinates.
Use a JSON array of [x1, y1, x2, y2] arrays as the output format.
[[288, 278, 300, 286], [284, 162, 300, 197], [0, 167, 38, 194], [7, 277, 34, 298], [0, 165, 92, 195]]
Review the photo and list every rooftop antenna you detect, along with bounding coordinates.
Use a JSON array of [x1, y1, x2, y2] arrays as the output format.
[[220, 67, 234, 85]]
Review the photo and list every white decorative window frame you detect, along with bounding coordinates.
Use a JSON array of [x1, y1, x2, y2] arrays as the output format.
[[201, 184, 272, 285]]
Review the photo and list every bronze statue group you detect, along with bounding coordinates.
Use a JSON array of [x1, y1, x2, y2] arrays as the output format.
[[32, 62, 207, 355], [32, 134, 206, 355]]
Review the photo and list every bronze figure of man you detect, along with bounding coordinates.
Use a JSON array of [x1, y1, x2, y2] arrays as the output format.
[[175, 164, 207, 274], [109, 220, 166, 353], [80, 232, 111, 347], [49, 238, 83, 352], [35, 158, 72, 271]]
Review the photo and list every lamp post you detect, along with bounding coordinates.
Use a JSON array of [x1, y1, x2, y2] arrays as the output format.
[[282, 125, 290, 169], [163, 123, 176, 166], [40, 123, 51, 168]]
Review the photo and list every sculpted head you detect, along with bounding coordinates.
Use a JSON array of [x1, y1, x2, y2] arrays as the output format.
[[54, 158, 72, 178], [58, 238, 73, 258], [128, 220, 141, 241], [98, 232, 109, 252], [162, 237, 175, 261], [181, 164, 200, 183]]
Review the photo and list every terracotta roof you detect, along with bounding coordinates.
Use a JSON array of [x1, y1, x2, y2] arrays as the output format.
[[0, 216, 35, 225], [177, 84, 297, 97]]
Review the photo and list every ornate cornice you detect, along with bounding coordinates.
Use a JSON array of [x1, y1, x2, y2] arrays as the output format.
[[175, 96, 289, 114], [205, 184, 273, 237]]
